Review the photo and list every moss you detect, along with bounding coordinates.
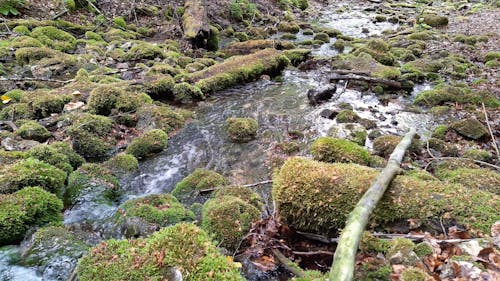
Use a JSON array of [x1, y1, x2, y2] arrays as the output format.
[[202, 195, 261, 250], [21, 226, 88, 267], [278, 21, 300, 33], [136, 104, 186, 135], [12, 25, 30, 35], [450, 118, 487, 140], [113, 17, 127, 28], [336, 109, 359, 123], [360, 231, 391, 253], [485, 60, 500, 67], [313, 32, 330, 43], [484, 51, 500, 62], [191, 49, 289, 94], [172, 82, 205, 103], [77, 223, 244, 280], [207, 25, 220, 51], [427, 138, 458, 156], [0, 150, 27, 165], [401, 267, 430, 281], [414, 85, 500, 107], [69, 130, 112, 161], [64, 163, 119, 206], [414, 242, 433, 257], [103, 28, 138, 41], [373, 135, 420, 158], [125, 129, 168, 159], [16, 121, 51, 142], [87, 85, 123, 116], [213, 186, 263, 210], [125, 42, 164, 60], [435, 167, 500, 195], [115, 92, 153, 113], [3, 89, 25, 102], [146, 75, 175, 98], [432, 125, 448, 139], [15, 47, 58, 64], [310, 137, 372, 165], [30, 26, 77, 52], [68, 113, 113, 137], [463, 148, 492, 162], [48, 141, 84, 169], [104, 153, 139, 173], [0, 158, 67, 195], [21, 90, 71, 118], [386, 238, 415, 258], [116, 194, 195, 227], [225, 117, 258, 143], [273, 157, 499, 235], [333, 53, 398, 80], [11, 36, 43, 48], [418, 14, 448, 27], [281, 33, 297, 40], [333, 39, 346, 51], [27, 144, 73, 175], [0, 187, 63, 246], [172, 169, 228, 203]]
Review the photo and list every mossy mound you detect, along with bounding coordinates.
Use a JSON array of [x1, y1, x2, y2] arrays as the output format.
[[332, 53, 400, 80], [310, 137, 372, 165], [87, 85, 123, 116], [202, 195, 261, 250], [189, 49, 289, 94], [435, 167, 500, 195], [450, 118, 488, 140], [104, 153, 139, 173], [136, 104, 187, 135], [30, 26, 77, 52], [48, 141, 84, 169], [64, 163, 119, 206], [372, 135, 420, 158], [213, 186, 263, 210], [418, 14, 448, 27], [463, 148, 492, 162], [0, 158, 66, 195], [125, 42, 164, 60], [125, 129, 168, 159], [27, 144, 74, 175], [413, 85, 499, 107], [272, 157, 499, 235], [77, 223, 244, 280], [115, 194, 195, 236], [171, 169, 228, 203], [336, 109, 360, 123], [352, 39, 395, 66], [0, 187, 63, 246], [21, 90, 71, 118], [67, 114, 114, 161], [172, 82, 205, 103], [225, 117, 258, 143], [16, 121, 51, 142], [0, 150, 27, 165], [401, 267, 431, 281]]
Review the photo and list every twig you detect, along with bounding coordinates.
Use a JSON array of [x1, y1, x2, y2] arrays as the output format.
[[0, 77, 74, 84], [86, 0, 103, 15], [53, 9, 69, 20], [271, 248, 305, 278], [0, 121, 18, 131], [440, 216, 447, 238], [296, 231, 473, 244], [482, 103, 499, 159], [292, 250, 334, 256]]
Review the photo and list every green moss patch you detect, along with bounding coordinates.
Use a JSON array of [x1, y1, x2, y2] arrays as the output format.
[[30, 26, 77, 52], [225, 117, 258, 143], [435, 167, 500, 195], [125, 129, 168, 159], [310, 137, 372, 165], [414, 85, 499, 107], [171, 169, 228, 204]]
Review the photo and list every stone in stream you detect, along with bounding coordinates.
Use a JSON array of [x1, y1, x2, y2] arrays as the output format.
[[307, 85, 337, 105], [319, 109, 339, 119]]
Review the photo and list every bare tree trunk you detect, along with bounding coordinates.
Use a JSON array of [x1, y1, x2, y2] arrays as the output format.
[[329, 128, 417, 281]]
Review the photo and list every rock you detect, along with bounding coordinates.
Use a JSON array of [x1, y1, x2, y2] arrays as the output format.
[[63, 101, 85, 112], [388, 250, 420, 266], [457, 240, 482, 256], [450, 118, 487, 140], [319, 109, 339, 119], [307, 85, 337, 105], [1, 137, 40, 151], [492, 221, 500, 248], [116, 62, 129, 69]]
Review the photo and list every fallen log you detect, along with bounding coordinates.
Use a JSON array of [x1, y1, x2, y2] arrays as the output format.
[[328, 73, 401, 89], [329, 127, 416, 281], [182, 0, 210, 48]]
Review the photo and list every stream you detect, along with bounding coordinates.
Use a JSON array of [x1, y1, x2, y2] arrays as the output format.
[[0, 2, 436, 280]]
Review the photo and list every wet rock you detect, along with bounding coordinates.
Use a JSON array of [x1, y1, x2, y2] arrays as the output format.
[[450, 118, 487, 140], [319, 109, 339, 119], [1, 137, 40, 151], [307, 85, 337, 105]]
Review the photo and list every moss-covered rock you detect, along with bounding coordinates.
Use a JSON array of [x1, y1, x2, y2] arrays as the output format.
[[463, 148, 492, 162], [435, 167, 500, 195], [313, 32, 330, 43], [27, 144, 74, 175], [0, 158, 66, 195], [67, 114, 114, 160], [125, 129, 168, 159], [202, 195, 261, 250], [273, 157, 499, 235], [87, 85, 124, 115], [225, 117, 258, 143], [125, 42, 164, 60], [418, 14, 448, 27], [212, 186, 263, 210], [49, 141, 84, 169], [21, 226, 88, 270], [336, 109, 360, 123], [171, 169, 228, 203], [310, 137, 372, 165], [15, 47, 58, 64], [450, 118, 488, 140], [21, 90, 71, 118], [372, 135, 420, 158], [64, 163, 119, 206], [136, 104, 187, 135], [401, 267, 431, 281], [77, 223, 244, 280], [146, 75, 175, 98], [0, 150, 27, 165], [172, 82, 204, 103], [16, 121, 51, 142], [278, 21, 300, 33], [104, 153, 139, 174], [114, 194, 195, 237], [413, 85, 499, 107], [189, 49, 289, 94], [30, 26, 77, 52], [0, 187, 63, 245]]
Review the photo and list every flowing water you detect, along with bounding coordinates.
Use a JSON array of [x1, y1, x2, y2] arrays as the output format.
[[0, 3, 436, 280]]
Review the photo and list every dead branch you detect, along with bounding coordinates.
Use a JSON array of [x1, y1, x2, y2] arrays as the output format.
[[0, 77, 74, 84], [329, 73, 401, 89], [482, 103, 499, 159], [0, 121, 18, 131], [330, 128, 416, 281], [293, 250, 334, 256], [271, 248, 305, 278], [198, 180, 273, 194]]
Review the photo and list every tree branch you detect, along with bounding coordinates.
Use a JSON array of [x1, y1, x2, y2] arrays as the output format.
[[328, 73, 401, 89]]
